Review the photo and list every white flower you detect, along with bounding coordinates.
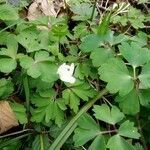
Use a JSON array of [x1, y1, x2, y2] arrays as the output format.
[[57, 63, 76, 84]]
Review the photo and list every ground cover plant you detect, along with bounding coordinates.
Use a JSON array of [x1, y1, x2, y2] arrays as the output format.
[[0, 0, 150, 149]]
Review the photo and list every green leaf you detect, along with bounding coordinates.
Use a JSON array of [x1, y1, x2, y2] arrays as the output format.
[[73, 113, 102, 146], [138, 62, 150, 89], [32, 135, 50, 150], [89, 135, 106, 150], [51, 23, 69, 38], [74, 61, 92, 79], [17, 27, 49, 53], [31, 92, 66, 127], [19, 51, 58, 83], [63, 82, 97, 113], [98, 58, 134, 96], [90, 48, 114, 67], [93, 104, 124, 125], [119, 42, 150, 67], [119, 120, 140, 139], [10, 102, 28, 124], [116, 89, 140, 115], [79, 34, 101, 53], [63, 89, 80, 113], [0, 4, 19, 20], [0, 58, 17, 73], [0, 35, 18, 73], [107, 135, 135, 150], [97, 12, 111, 36], [0, 78, 14, 99], [139, 89, 150, 108], [70, 3, 97, 21]]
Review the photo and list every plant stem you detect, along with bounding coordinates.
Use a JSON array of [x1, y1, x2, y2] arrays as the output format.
[[99, 129, 117, 135], [0, 133, 31, 149], [90, 0, 97, 21], [0, 129, 33, 138], [49, 88, 108, 150], [133, 66, 136, 80], [55, 123, 77, 150], [23, 75, 30, 114], [40, 134, 44, 150]]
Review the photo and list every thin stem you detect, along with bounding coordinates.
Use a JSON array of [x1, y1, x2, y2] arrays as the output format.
[[23, 75, 30, 114], [90, 0, 97, 21], [133, 66, 137, 81], [102, 96, 113, 107], [54, 123, 77, 150], [49, 88, 108, 150], [40, 134, 44, 150], [0, 129, 33, 138], [99, 129, 117, 135], [0, 133, 31, 149]]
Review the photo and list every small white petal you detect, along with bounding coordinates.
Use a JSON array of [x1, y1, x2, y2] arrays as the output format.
[[57, 63, 76, 84]]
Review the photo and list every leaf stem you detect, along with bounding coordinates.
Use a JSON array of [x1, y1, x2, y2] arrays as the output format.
[[40, 134, 44, 150], [23, 75, 30, 115], [90, 0, 97, 21], [133, 66, 137, 81], [0, 129, 33, 138], [49, 88, 108, 150]]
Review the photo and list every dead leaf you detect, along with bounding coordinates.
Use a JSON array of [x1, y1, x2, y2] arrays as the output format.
[[27, 0, 57, 21], [0, 101, 18, 134]]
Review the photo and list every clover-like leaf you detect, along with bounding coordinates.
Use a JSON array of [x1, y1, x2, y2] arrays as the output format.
[[138, 62, 150, 89], [70, 3, 97, 21], [116, 89, 140, 115], [139, 89, 150, 108], [10, 102, 28, 124], [79, 34, 101, 53], [73, 113, 106, 149], [93, 104, 124, 125], [107, 134, 135, 150], [90, 48, 114, 67], [0, 4, 19, 20], [0, 35, 18, 73], [17, 27, 49, 53], [119, 42, 150, 67], [19, 51, 58, 83], [98, 58, 134, 96], [0, 78, 14, 99], [119, 120, 140, 139]]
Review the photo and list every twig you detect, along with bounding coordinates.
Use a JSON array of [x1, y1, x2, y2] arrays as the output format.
[[0, 129, 33, 138]]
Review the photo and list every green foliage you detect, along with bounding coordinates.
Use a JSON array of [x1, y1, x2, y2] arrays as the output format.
[[118, 120, 140, 139], [0, 78, 14, 99], [98, 58, 134, 96], [0, 1, 149, 150], [119, 42, 150, 67], [138, 62, 150, 89], [10, 102, 28, 124], [63, 82, 97, 113], [70, 3, 97, 21], [116, 89, 140, 115], [19, 51, 58, 83], [93, 104, 124, 125], [0, 4, 18, 20], [31, 91, 66, 127], [107, 135, 135, 150]]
